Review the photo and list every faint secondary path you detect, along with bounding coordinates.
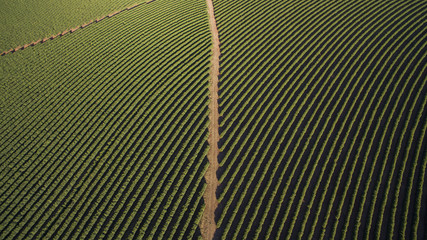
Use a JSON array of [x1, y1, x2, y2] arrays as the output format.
[[1, 1, 155, 56], [200, 0, 220, 239]]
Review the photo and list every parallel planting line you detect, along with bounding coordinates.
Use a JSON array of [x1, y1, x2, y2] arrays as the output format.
[[213, 0, 427, 238], [0, 0, 210, 238], [201, 0, 220, 239]]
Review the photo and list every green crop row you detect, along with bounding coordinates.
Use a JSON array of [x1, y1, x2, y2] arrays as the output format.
[[213, 0, 427, 239], [317, 3, 427, 239], [0, 0, 211, 239]]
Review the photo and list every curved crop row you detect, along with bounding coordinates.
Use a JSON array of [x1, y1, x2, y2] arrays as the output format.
[[214, 0, 427, 239]]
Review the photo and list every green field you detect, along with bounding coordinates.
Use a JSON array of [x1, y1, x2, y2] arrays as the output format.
[[214, 0, 427, 239], [0, 0, 210, 238], [1, 0, 426, 239]]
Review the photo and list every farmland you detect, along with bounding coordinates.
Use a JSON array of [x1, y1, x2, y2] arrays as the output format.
[[214, 0, 427, 239], [0, 0, 210, 238], [1, 0, 427, 239]]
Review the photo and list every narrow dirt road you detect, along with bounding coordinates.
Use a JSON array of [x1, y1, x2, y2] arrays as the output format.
[[200, 0, 220, 239], [1, 1, 149, 56]]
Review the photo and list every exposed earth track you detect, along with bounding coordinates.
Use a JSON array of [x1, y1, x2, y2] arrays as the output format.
[[0, 1, 150, 56], [200, 0, 221, 239]]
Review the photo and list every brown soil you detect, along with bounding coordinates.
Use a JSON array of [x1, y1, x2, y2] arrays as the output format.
[[200, 0, 221, 239]]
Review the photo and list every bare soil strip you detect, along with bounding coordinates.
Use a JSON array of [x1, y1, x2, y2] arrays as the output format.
[[1, 1, 155, 56], [200, 0, 220, 239]]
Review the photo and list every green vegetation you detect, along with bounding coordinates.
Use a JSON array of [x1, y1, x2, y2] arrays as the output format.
[[214, 0, 427, 239], [0, 0, 210, 238], [1, 0, 426, 239], [0, 0, 141, 52]]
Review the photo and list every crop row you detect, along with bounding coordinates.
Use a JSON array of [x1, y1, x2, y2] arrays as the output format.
[[0, 0, 211, 239], [213, 0, 427, 239]]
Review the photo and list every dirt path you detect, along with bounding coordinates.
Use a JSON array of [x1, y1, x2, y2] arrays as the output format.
[[1, 1, 151, 56], [200, 0, 220, 239]]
